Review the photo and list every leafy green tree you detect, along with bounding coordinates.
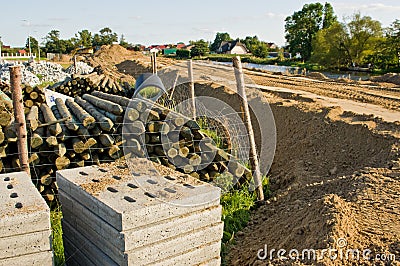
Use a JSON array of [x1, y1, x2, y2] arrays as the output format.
[[75, 29, 93, 47], [240, 36, 269, 57], [119, 34, 129, 48], [285, 2, 337, 61], [210, 32, 232, 52], [190, 39, 210, 57], [92, 27, 118, 46], [311, 13, 382, 67], [385, 19, 400, 67], [44, 30, 62, 54], [25, 36, 38, 53]]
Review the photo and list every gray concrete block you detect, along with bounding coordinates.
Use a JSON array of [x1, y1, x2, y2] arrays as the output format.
[[0, 250, 53, 266], [62, 222, 118, 266], [152, 241, 221, 266], [0, 172, 50, 238], [57, 165, 220, 231], [128, 222, 223, 264], [63, 236, 111, 266], [60, 190, 221, 251], [0, 229, 51, 259], [63, 219, 223, 266]]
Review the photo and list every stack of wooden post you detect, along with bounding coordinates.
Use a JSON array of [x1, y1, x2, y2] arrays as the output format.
[[22, 85, 46, 114], [0, 90, 17, 175], [0, 91, 250, 201], [50, 72, 127, 97]]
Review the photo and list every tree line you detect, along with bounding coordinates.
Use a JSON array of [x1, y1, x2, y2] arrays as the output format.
[[285, 2, 400, 70], [14, 27, 128, 56]]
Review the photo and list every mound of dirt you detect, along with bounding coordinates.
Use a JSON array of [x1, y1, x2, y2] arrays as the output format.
[[307, 71, 329, 80], [370, 73, 400, 86], [193, 80, 400, 266], [85, 44, 174, 84]]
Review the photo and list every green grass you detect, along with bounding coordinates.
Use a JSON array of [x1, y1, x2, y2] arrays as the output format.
[[50, 203, 65, 266]]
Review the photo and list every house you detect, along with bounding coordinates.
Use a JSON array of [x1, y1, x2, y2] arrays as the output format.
[[218, 41, 249, 54], [267, 42, 278, 50], [176, 42, 186, 49]]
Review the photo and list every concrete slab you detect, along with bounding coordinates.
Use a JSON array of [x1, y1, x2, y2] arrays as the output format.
[[61, 190, 221, 251], [63, 236, 112, 266], [152, 241, 221, 266], [63, 219, 223, 266], [0, 250, 53, 266], [0, 172, 50, 238], [57, 165, 220, 231], [0, 230, 51, 259]]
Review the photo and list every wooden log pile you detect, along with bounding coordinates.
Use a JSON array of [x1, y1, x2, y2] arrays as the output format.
[[50, 72, 128, 97], [0, 91, 251, 201], [22, 85, 46, 114]]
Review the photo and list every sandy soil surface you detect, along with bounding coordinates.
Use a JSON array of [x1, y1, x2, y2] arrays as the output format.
[[94, 48, 400, 265]]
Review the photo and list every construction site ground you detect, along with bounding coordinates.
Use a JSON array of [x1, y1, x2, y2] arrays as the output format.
[[84, 46, 400, 265]]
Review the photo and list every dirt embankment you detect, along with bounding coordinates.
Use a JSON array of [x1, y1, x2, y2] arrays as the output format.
[[194, 81, 400, 266], [84, 44, 174, 84]]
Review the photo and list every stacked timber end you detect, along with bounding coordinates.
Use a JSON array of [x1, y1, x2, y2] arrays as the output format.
[[0, 89, 251, 202], [57, 164, 223, 265], [0, 171, 53, 264]]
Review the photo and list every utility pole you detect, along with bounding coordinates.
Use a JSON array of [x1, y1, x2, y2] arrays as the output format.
[[232, 56, 264, 201], [188, 60, 196, 119]]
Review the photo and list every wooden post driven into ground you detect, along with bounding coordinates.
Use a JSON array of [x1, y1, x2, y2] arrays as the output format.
[[151, 51, 157, 74], [188, 60, 196, 119], [10, 66, 30, 175], [232, 56, 264, 201]]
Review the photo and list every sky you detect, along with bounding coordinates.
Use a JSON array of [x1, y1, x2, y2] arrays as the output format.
[[0, 0, 399, 48]]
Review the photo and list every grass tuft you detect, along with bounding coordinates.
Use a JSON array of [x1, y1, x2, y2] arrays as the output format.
[[50, 203, 65, 266]]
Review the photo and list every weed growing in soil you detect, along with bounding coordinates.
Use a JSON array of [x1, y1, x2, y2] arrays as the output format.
[[50, 203, 65, 266]]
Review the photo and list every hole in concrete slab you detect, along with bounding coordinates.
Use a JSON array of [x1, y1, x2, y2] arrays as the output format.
[[124, 196, 136, 203], [6, 184, 13, 189], [15, 202, 23, 209], [127, 183, 138, 189], [92, 179, 100, 183], [164, 188, 176, 193], [117, 165, 127, 169], [99, 168, 108, 173], [3, 177, 10, 181], [79, 171, 88, 176], [107, 187, 118, 193], [144, 192, 157, 198], [132, 172, 140, 176], [149, 169, 157, 173], [183, 183, 195, 189], [164, 175, 175, 181], [10, 193, 18, 198], [147, 179, 158, 185], [112, 175, 121, 180]]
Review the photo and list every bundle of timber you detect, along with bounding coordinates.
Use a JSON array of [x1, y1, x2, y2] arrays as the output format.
[[22, 85, 46, 114], [0, 80, 10, 93], [50, 71, 127, 97], [1, 91, 250, 202]]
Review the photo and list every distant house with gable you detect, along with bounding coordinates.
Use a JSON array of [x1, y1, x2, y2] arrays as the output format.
[[218, 40, 249, 55]]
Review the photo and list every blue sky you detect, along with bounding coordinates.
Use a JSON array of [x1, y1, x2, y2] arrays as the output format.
[[1, 0, 399, 47]]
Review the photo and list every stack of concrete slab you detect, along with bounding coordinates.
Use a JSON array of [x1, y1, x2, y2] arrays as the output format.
[[57, 161, 223, 266], [0, 171, 53, 265]]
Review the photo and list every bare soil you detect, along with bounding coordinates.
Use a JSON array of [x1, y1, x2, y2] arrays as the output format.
[[85, 47, 400, 265]]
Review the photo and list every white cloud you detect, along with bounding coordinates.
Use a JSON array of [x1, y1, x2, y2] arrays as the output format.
[[265, 12, 286, 19]]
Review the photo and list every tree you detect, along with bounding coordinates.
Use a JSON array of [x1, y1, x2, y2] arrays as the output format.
[[44, 30, 61, 54], [92, 27, 118, 46], [210, 32, 232, 52], [190, 39, 210, 57], [285, 2, 337, 61], [240, 36, 269, 57], [311, 13, 382, 67], [25, 36, 38, 53], [384, 19, 400, 67], [75, 29, 93, 47], [119, 34, 129, 48]]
